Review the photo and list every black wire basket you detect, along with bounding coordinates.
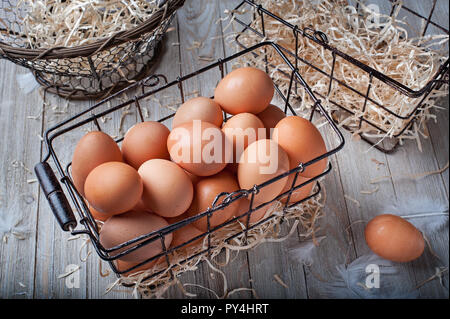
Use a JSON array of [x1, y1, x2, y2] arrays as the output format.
[[0, 0, 185, 100], [232, 0, 449, 153], [34, 42, 345, 286]]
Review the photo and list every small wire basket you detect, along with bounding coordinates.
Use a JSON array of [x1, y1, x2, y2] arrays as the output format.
[[34, 42, 345, 286], [0, 0, 185, 100], [232, 0, 449, 153]]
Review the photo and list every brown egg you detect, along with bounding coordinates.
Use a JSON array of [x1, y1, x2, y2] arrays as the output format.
[[115, 259, 160, 277], [133, 199, 150, 212], [89, 206, 110, 222], [171, 224, 204, 249], [165, 212, 190, 225], [365, 214, 425, 263], [257, 104, 286, 138], [71, 131, 122, 196], [184, 170, 201, 185], [222, 113, 265, 172], [121, 121, 170, 169], [100, 211, 172, 263], [138, 159, 193, 218], [167, 121, 231, 177], [186, 170, 240, 232], [280, 174, 314, 204], [272, 116, 327, 178], [235, 198, 275, 224], [214, 67, 274, 115], [237, 139, 289, 205], [84, 162, 143, 215], [173, 97, 223, 128]]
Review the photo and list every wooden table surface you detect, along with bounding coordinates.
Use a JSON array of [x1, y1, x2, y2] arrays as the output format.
[[0, 0, 448, 299]]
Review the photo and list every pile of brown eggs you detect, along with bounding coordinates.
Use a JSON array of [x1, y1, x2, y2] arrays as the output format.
[[70, 67, 328, 275]]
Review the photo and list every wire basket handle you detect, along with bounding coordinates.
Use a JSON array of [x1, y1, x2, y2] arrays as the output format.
[[35, 162, 76, 231]]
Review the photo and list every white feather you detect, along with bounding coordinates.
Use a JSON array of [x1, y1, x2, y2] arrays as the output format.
[[288, 236, 326, 266], [379, 199, 449, 235], [313, 254, 419, 298], [16, 72, 40, 95]]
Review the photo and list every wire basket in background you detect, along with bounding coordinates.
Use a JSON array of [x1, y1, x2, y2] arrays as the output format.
[[232, 0, 449, 153], [34, 42, 345, 288], [0, 0, 185, 100]]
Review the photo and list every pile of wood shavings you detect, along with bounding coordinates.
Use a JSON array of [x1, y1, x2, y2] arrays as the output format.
[[104, 191, 325, 299], [232, 0, 449, 145], [17, 0, 159, 48]]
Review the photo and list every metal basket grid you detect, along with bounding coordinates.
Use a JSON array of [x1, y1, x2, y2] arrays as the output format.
[[0, 0, 185, 100], [34, 42, 345, 285], [232, 0, 449, 153]]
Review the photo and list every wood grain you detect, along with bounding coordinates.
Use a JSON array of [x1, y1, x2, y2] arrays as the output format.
[[0, 61, 42, 299], [0, 0, 447, 299]]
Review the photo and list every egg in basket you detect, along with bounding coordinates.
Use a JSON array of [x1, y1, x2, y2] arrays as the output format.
[[34, 42, 345, 288]]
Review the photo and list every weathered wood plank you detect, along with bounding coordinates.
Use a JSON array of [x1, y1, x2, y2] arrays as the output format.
[[33, 93, 89, 298], [428, 97, 449, 198], [301, 151, 359, 298], [0, 62, 42, 299], [0, 0, 447, 299], [381, 134, 449, 298]]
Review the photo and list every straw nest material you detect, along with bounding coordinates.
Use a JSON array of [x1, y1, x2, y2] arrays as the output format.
[[7, 0, 160, 48], [0, 1, 186, 99], [231, 0, 449, 148], [105, 191, 325, 299]]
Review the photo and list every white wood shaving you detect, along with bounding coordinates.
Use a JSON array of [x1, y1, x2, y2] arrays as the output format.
[[233, 0, 449, 147], [360, 186, 380, 195], [57, 264, 80, 279], [344, 194, 361, 207], [15, 1, 160, 48], [370, 161, 449, 184], [11, 231, 27, 240], [273, 274, 289, 289]]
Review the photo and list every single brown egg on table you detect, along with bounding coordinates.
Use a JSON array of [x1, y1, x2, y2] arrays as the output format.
[[121, 121, 170, 170], [100, 210, 172, 263], [365, 214, 425, 263], [214, 67, 274, 115], [138, 159, 193, 218], [167, 121, 231, 177], [222, 112, 265, 173], [234, 198, 276, 225], [237, 139, 289, 205], [272, 116, 327, 178], [256, 104, 286, 138], [71, 131, 123, 196], [84, 162, 143, 216], [173, 97, 223, 128], [186, 170, 240, 232], [280, 174, 314, 204]]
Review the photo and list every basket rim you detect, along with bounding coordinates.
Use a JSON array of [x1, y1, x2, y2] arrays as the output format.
[[0, 0, 185, 60], [36, 42, 346, 276], [233, 0, 449, 100]]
